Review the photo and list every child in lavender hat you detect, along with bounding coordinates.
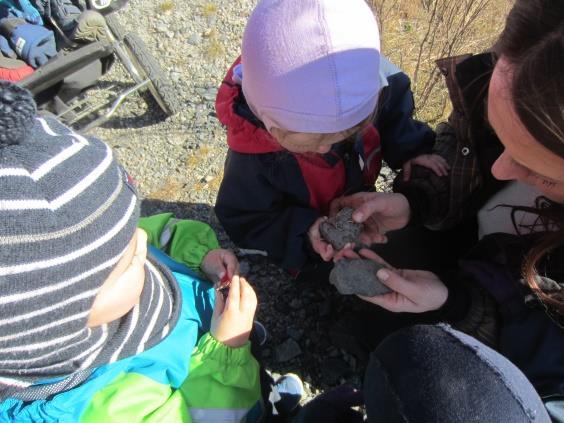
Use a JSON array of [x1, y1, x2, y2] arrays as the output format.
[[214, 0, 448, 277]]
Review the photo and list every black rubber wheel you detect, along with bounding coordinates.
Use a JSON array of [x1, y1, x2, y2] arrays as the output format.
[[122, 33, 182, 116], [105, 14, 126, 41]]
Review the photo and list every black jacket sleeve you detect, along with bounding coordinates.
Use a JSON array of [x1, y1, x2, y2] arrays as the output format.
[[215, 150, 319, 272], [376, 72, 435, 170], [393, 53, 506, 229], [438, 275, 499, 348]]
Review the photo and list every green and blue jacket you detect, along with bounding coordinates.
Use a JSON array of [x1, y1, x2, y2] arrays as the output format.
[[0, 214, 262, 422]]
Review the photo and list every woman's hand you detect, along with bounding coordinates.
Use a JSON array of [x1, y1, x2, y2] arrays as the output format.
[[211, 275, 257, 348], [201, 248, 239, 283], [330, 192, 411, 245], [358, 249, 448, 313]]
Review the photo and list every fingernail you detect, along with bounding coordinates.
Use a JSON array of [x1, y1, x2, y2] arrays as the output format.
[[353, 212, 363, 222], [377, 269, 389, 280]]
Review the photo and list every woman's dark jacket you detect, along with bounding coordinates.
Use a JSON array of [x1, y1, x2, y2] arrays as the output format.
[[394, 53, 564, 422]]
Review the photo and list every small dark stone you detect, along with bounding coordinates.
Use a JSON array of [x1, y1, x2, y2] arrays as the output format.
[[319, 207, 362, 250], [289, 298, 302, 309], [316, 337, 330, 351], [321, 358, 350, 385], [238, 260, 251, 276], [318, 299, 332, 317], [329, 259, 391, 296], [258, 268, 268, 277], [326, 346, 340, 358], [275, 338, 302, 362], [287, 327, 303, 341]]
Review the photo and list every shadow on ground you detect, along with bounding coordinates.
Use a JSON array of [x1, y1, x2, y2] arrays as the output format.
[[80, 80, 174, 130]]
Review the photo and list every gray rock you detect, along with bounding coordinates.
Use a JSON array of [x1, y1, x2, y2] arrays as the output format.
[[155, 24, 169, 33], [286, 327, 303, 341], [170, 71, 182, 83], [238, 260, 251, 277], [319, 207, 362, 250], [289, 298, 302, 309], [318, 299, 331, 317], [329, 259, 391, 296], [187, 33, 202, 45], [303, 381, 312, 397], [327, 346, 340, 358], [275, 338, 302, 362], [205, 90, 218, 101], [322, 358, 350, 385], [380, 165, 393, 177]]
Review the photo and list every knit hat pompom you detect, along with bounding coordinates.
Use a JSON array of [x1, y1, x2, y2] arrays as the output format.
[[0, 81, 37, 147]]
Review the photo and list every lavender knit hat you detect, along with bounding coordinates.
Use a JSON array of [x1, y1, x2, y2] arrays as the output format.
[[241, 0, 381, 134]]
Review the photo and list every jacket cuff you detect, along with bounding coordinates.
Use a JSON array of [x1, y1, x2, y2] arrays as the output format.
[[438, 279, 499, 348], [198, 333, 254, 366], [438, 279, 472, 322]]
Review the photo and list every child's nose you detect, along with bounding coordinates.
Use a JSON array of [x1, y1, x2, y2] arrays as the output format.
[[491, 150, 529, 181]]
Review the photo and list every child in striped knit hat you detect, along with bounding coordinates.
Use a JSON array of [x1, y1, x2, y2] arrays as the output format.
[[0, 81, 302, 422]]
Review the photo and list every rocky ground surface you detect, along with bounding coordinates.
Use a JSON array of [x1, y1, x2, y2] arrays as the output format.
[[86, 0, 396, 404]]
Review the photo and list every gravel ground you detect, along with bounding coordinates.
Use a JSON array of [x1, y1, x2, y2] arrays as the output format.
[[87, 0, 396, 404]]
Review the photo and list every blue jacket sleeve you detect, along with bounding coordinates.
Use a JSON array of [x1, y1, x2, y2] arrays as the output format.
[[375, 70, 435, 169], [215, 150, 319, 273]]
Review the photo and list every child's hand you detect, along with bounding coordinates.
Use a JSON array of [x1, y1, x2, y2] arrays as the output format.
[[211, 275, 257, 348], [201, 248, 240, 283], [308, 216, 334, 261], [402, 153, 450, 181]]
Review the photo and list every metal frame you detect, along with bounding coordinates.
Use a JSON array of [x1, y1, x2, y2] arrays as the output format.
[[20, 17, 157, 132]]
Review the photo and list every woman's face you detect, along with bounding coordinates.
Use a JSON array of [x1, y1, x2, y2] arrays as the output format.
[[488, 57, 564, 204]]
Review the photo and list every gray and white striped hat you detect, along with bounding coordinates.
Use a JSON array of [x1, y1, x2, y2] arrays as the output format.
[[0, 82, 142, 391]]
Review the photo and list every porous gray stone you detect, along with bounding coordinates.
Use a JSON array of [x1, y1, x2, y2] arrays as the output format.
[[319, 207, 362, 250], [275, 338, 302, 363], [329, 259, 391, 296]]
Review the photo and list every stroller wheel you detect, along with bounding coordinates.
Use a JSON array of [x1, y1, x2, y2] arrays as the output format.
[[105, 14, 126, 41], [122, 33, 182, 117]]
